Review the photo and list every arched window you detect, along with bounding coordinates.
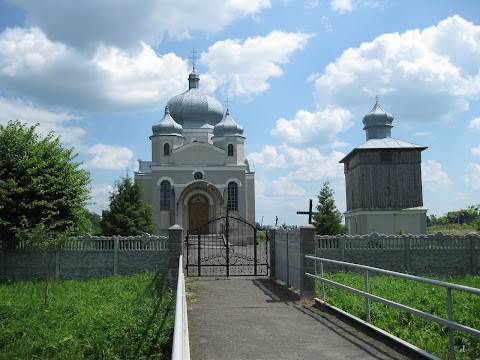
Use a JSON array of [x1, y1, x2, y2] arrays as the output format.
[[227, 181, 238, 211], [227, 144, 234, 157], [160, 180, 171, 210], [163, 143, 170, 156]]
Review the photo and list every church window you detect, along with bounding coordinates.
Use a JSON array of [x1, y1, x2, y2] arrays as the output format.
[[164, 143, 170, 156], [227, 144, 234, 157], [194, 171, 203, 180], [227, 181, 238, 211], [160, 180, 171, 210]]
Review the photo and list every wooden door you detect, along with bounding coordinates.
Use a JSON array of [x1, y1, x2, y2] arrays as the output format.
[[189, 195, 209, 234]]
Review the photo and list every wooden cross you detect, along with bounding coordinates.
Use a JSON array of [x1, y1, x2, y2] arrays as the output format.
[[296, 199, 319, 224]]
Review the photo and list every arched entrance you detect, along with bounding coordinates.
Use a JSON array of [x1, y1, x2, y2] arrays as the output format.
[[189, 194, 209, 234]]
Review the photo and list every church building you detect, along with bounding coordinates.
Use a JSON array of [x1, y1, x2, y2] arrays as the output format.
[[135, 67, 255, 235], [340, 99, 428, 235]]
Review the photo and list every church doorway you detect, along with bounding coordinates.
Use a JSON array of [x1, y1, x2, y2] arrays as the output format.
[[189, 195, 209, 234]]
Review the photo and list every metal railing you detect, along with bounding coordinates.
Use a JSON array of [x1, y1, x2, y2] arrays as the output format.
[[305, 255, 480, 360], [171, 255, 190, 360]]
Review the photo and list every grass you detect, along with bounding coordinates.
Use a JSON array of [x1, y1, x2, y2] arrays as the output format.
[[0, 271, 175, 359], [316, 272, 480, 359], [427, 224, 478, 234]]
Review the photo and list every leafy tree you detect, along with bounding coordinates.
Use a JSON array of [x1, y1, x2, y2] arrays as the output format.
[[0, 121, 91, 247], [100, 175, 155, 236], [312, 181, 347, 235], [85, 210, 102, 235]]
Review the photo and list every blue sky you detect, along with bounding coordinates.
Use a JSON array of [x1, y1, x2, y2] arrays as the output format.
[[0, 0, 479, 226]]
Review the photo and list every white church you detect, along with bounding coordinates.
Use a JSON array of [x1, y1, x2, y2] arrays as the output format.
[[135, 67, 256, 235]]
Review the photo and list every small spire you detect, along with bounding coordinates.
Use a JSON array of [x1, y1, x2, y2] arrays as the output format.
[[375, 95, 379, 104]]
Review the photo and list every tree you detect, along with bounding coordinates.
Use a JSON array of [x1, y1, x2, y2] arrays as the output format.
[[100, 175, 155, 236], [85, 210, 102, 235], [312, 181, 347, 235], [0, 121, 91, 246]]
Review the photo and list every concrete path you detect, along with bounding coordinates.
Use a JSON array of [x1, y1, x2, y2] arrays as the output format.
[[188, 277, 420, 360]]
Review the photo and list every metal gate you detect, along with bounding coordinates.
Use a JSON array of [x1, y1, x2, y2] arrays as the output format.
[[185, 211, 269, 277]]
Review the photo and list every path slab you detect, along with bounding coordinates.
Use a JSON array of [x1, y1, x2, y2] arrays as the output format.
[[188, 277, 419, 360]]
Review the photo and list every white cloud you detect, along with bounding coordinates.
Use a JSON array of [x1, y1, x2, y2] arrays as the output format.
[[463, 163, 480, 190], [85, 144, 134, 170], [471, 146, 480, 156], [247, 145, 286, 170], [92, 44, 187, 107], [0, 97, 84, 145], [0, 27, 188, 112], [200, 31, 314, 98], [279, 145, 345, 181], [11, 0, 272, 48], [330, 0, 353, 14], [422, 160, 451, 191], [271, 107, 353, 146], [313, 15, 480, 123], [468, 118, 480, 130], [264, 176, 306, 198]]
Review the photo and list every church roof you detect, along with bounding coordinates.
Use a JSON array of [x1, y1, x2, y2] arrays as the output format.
[[168, 68, 224, 128], [213, 109, 244, 137], [340, 138, 427, 163], [151, 104, 183, 137]]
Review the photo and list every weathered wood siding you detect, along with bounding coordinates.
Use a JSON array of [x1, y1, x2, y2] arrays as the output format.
[[344, 149, 423, 210]]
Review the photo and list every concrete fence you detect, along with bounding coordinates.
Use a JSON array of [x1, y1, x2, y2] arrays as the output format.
[[270, 228, 480, 300], [315, 232, 479, 276], [0, 233, 170, 280]]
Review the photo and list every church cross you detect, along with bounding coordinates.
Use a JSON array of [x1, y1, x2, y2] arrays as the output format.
[[296, 199, 319, 224], [189, 49, 198, 69], [224, 98, 231, 111], [375, 95, 379, 103]]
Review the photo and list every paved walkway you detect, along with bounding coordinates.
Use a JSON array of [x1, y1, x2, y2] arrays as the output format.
[[188, 277, 421, 360]]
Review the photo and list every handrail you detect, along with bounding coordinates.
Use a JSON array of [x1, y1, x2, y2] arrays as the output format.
[[305, 255, 480, 360], [171, 255, 190, 360]]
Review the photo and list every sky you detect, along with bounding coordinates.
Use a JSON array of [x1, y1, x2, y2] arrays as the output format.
[[0, 0, 479, 227]]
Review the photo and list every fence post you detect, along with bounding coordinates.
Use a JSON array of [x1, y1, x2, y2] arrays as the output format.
[[1, 242, 5, 278], [169, 224, 184, 287], [113, 236, 119, 276], [404, 235, 411, 272], [55, 250, 60, 280], [469, 234, 477, 275], [269, 227, 278, 280], [300, 224, 316, 300]]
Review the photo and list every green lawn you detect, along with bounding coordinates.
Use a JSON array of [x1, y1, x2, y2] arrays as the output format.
[[0, 272, 175, 359], [317, 272, 480, 360]]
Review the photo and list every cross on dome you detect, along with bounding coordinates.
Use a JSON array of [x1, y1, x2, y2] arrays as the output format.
[[189, 49, 198, 70]]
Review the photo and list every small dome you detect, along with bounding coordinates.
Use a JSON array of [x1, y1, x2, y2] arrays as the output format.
[[168, 69, 224, 128], [362, 99, 394, 140], [152, 104, 183, 136], [214, 109, 244, 137]]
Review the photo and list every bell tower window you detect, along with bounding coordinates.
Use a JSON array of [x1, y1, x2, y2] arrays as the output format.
[[227, 144, 234, 157], [164, 143, 170, 156]]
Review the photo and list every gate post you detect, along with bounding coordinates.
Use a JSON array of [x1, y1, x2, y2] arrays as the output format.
[[300, 224, 316, 300], [169, 224, 184, 287], [269, 227, 278, 280]]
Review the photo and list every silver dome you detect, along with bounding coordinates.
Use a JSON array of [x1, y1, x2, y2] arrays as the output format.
[[214, 109, 244, 137], [362, 99, 394, 140], [168, 69, 224, 128], [152, 104, 183, 136]]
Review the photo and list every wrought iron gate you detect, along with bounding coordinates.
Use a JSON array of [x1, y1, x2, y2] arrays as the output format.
[[185, 211, 269, 277]]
